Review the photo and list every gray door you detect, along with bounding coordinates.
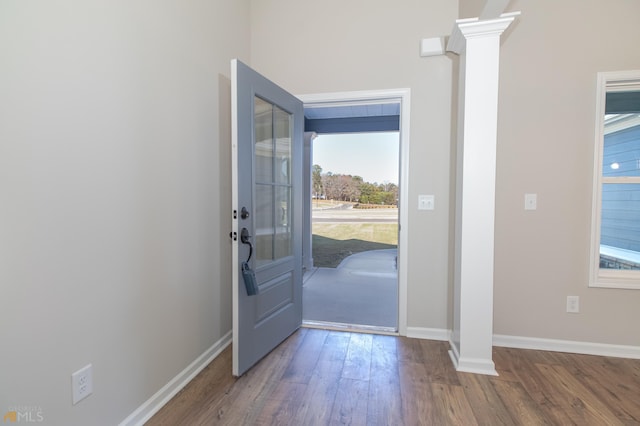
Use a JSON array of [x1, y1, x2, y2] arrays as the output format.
[[231, 60, 303, 376]]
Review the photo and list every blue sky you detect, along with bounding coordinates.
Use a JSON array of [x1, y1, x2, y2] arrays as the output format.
[[312, 132, 399, 184]]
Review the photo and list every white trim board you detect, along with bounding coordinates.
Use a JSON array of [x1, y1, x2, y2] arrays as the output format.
[[119, 331, 232, 426], [493, 334, 640, 360]]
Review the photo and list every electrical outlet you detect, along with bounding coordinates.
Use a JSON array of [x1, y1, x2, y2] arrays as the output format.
[[566, 296, 580, 313], [72, 364, 93, 405]]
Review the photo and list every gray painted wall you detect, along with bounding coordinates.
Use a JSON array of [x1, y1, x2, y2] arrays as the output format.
[[493, 0, 640, 344], [0, 1, 250, 424]]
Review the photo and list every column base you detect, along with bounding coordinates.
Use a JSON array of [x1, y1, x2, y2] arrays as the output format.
[[448, 347, 498, 376]]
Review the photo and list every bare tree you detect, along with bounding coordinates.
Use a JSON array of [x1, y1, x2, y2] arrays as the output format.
[[312, 164, 323, 198]]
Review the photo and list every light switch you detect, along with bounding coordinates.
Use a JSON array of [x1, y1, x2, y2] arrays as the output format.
[[418, 195, 435, 210], [524, 193, 537, 210]]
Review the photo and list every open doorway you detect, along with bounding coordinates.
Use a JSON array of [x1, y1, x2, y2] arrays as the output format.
[[298, 89, 410, 334], [304, 132, 399, 330]]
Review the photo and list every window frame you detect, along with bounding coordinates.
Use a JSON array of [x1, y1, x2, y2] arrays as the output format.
[[589, 70, 640, 289]]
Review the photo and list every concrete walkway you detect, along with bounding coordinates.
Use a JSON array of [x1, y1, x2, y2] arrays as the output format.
[[302, 249, 398, 329]]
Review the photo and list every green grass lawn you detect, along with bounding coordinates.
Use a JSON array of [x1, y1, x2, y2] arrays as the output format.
[[312, 223, 398, 268]]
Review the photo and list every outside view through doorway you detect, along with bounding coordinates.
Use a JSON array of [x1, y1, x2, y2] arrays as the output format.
[[303, 132, 400, 329]]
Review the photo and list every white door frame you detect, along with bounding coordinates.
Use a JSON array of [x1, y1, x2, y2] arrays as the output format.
[[297, 89, 410, 336]]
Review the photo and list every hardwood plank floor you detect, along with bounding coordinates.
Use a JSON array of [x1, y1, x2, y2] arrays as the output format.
[[147, 329, 640, 425]]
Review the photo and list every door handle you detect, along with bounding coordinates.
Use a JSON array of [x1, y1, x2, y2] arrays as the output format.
[[240, 228, 253, 262], [240, 228, 258, 296]]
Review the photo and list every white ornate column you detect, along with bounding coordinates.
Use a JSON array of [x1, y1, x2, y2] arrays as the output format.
[[447, 13, 519, 375]]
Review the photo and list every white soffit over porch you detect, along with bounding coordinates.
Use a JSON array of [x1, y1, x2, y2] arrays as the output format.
[[304, 102, 400, 119]]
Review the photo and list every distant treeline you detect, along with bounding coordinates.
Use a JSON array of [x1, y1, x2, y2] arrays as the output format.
[[312, 164, 398, 205]]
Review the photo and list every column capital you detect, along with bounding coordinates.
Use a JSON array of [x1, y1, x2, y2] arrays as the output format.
[[447, 12, 520, 55]]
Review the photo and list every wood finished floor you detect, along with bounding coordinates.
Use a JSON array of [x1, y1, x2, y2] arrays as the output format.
[[147, 328, 640, 425]]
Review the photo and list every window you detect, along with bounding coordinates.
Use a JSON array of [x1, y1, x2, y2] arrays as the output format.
[[590, 70, 640, 289]]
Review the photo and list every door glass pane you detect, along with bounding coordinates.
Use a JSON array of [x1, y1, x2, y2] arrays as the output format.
[[253, 97, 293, 266], [274, 105, 292, 184], [274, 185, 292, 259], [255, 97, 273, 183], [255, 183, 274, 266]]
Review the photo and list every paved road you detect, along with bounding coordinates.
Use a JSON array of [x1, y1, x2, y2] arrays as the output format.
[[313, 218, 397, 223], [312, 206, 398, 223]]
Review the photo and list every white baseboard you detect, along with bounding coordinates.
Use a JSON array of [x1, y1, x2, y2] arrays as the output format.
[[408, 328, 640, 360], [119, 331, 232, 426], [493, 334, 640, 360], [406, 327, 451, 341]]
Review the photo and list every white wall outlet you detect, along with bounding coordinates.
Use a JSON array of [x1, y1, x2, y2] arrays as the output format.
[[566, 296, 580, 313], [72, 364, 93, 405], [418, 194, 435, 210], [524, 193, 537, 210]]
